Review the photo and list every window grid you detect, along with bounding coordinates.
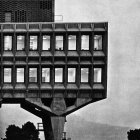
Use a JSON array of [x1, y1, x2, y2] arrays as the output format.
[[2, 34, 105, 52], [1, 33, 105, 87], [1, 67, 104, 84]]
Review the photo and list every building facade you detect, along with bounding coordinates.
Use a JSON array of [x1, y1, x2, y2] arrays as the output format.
[[0, 1, 108, 140], [0, 23, 107, 114]]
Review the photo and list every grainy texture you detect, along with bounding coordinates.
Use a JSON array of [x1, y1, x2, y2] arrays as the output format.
[[0, 0, 54, 22]]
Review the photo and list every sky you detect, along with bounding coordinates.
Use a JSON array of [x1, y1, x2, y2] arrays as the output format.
[[1, 0, 140, 138], [55, 0, 140, 128]]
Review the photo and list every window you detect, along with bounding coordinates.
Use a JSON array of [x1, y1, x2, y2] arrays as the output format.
[[81, 68, 89, 83], [42, 35, 50, 50], [68, 35, 76, 50], [30, 36, 37, 50], [4, 36, 12, 50], [94, 68, 102, 83], [55, 36, 63, 50], [81, 35, 89, 50], [42, 68, 50, 82], [94, 35, 102, 50], [4, 68, 12, 83], [17, 35, 25, 50], [68, 68, 76, 83], [5, 12, 11, 22], [29, 68, 37, 82], [55, 68, 63, 83], [16, 68, 24, 83]]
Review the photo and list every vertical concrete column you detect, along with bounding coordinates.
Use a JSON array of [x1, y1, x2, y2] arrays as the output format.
[[0, 100, 2, 108], [42, 117, 54, 140], [42, 116, 65, 140]]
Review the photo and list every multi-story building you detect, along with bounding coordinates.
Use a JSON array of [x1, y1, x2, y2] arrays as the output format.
[[0, 0, 54, 22], [0, 0, 108, 140]]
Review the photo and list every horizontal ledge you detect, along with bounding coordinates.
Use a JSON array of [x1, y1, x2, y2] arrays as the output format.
[[93, 84, 104, 90], [0, 22, 108, 32]]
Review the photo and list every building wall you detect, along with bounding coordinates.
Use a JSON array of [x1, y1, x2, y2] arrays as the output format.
[[0, 0, 54, 22], [0, 22, 107, 102]]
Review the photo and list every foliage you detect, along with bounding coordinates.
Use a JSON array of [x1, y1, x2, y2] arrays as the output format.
[[22, 121, 39, 140], [2, 121, 39, 140], [127, 129, 140, 140], [4, 125, 22, 140]]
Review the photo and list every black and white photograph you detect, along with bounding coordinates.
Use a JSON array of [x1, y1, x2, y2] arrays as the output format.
[[0, 0, 139, 140]]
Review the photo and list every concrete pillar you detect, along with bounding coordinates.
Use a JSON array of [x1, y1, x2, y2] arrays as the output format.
[[42, 116, 65, 140], [0, 99, 2, 108]]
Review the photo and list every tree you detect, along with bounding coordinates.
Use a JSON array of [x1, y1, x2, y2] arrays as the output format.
[[4, 125, 22, 140], [3, 122, 39, 140], [127, 129, 140, 140], [22, 121, 39, 140]]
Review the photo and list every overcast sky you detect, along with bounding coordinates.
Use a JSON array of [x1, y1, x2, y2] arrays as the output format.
[[58, 0, 140, 128], [1, 0, 140, 138]]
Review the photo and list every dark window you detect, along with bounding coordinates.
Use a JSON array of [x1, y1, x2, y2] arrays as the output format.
[[40, 0, 52, 10], [15, 10, 26, 22], [5, 12, 11, 22]]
